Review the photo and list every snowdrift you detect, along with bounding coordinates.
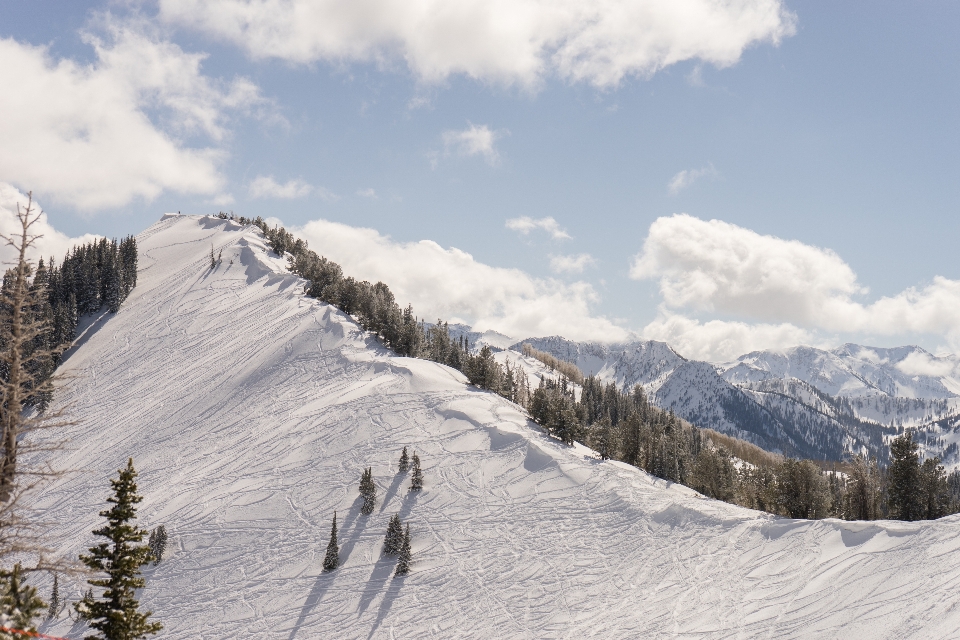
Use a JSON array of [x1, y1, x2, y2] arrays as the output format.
[[34, 215, 960, 638]]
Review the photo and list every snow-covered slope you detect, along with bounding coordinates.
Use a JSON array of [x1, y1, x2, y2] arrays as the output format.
[[33, 215, 960, 638]]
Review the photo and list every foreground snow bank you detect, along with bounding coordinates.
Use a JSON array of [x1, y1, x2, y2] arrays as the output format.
[[33, 216, 960, 639]]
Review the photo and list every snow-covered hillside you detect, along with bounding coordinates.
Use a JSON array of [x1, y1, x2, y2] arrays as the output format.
[[33, 215, 960, 638]]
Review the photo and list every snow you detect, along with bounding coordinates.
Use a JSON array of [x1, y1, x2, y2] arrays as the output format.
[[31, 215, 960, 638]]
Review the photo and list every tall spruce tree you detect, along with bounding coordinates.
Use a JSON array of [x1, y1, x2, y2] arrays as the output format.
[[398, 447, 409, 473], [75, 458, 162, 640], [148, 526, 168, 565], [322, 513, 339, 572], [888, 432, 923, 521], [359, 468, 376, 515], [0, 563, 45, 636], [394, 524, 411, 577], [46, 574, 61, 620], [409, 453, 423, 492], [383, 515, 403, 555]]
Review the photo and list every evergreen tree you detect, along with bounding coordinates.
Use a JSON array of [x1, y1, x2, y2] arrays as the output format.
[[844, 455, 881, 521], [322, 512, 339, 572], [75, 458, 162, 640], [919, 457, 950, 520], [46, 574, 61, 620], [394, 524, 411, 577], [0, 563, 45, 637], [383, 514, 403, 555], [148, 526, 168, 565], [888, 431, 923, 521], [398, 447, 409, 473], [360, 468, 376, 515], [409, 453, 423, 492]]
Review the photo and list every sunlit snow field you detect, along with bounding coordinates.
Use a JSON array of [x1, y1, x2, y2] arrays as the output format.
[[32, 216, 960, 639]]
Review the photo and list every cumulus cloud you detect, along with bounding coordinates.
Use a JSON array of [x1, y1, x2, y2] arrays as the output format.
[[248, 175, 314, 199], [667, 163, 717, 194], [0, 184, 101, 265], [158, 0, 796, 88], [0, 20, 266, 210], [442, 124, 503, 165], [895, 351, 957, 378], [640, 310, 816, 362], [505, 216, 571, 240], [356, 188, 377, 199], [550, 253, 595, 274], [294, 218, 628, 341], [631, 214, 960, 357]]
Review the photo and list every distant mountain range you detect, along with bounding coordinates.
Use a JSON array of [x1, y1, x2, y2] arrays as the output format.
[[502, 337, 960, 466]]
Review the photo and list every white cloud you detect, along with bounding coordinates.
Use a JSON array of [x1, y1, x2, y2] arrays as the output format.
[[667, 163, 717, 194], [640, 310, 816, 362], [248, 175, 314, 199], [356, 188, 377, 199], [505, 216, 571, 240], [0, 20, 266, 210], [0, 184, 101, 265], [158, 0, 796, 88], [550, 253, 595, 274], [895, 351, 957, 378], [442, 124, 503, 165], [294, 218, 628, 341], [631, 214, 960, 356]]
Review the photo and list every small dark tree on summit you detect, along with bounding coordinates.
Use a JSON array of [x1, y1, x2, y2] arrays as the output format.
[[75, 458, 162, 640], [394, 524, 411, 577], [383, 514, 403, 555], [398, 447, 409, 473], [409, 453, 423, 492], [359, 467, 376, 515], [322, 513, 339, 572]]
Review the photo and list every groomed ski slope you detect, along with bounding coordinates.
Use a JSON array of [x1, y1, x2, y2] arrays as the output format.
[[35, 215, 960, 639]]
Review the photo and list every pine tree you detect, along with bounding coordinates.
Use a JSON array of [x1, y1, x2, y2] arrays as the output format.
[[383, 515, 403, 555], [75, 458, 162, 640], [888, 431, 923, 521], [394, 524, 411, 576], [398, 447, 409, 473], [409, 453, 423, 492], [45, 574, 61, 620], [148, 525, 168, 565], [360, 467, 376, 515], [322, 512, 339, 572], [0, 563, 45, 637]]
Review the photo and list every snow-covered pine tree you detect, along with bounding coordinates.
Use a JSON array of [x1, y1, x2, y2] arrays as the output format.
[[45, 574, 60, 620], [322, 512, 339, 572], [398, 447, 409, 473], [75, 458, 162, 640], [395, 524, 411, 576], [383, 514, 403, 555], [409, 453, 423, 492], [148, 525, 168, 565], [360, 467, 376, 515], [0, 563, 45, 637]]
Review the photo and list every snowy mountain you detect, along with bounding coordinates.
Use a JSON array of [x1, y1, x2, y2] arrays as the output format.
[[32, 214, 960, 638], [512, 337, 960, 464]]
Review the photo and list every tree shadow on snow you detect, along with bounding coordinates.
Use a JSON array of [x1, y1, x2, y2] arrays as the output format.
[[379, 472, 407, 514], [367, 575, 404, 640], [287, 571, 337, 640], [399, 489, 420, 520], [358, 554, 397, 617], [58, 309, 111, 365]]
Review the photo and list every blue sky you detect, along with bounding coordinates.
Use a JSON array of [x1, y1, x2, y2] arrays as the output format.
[[1, 1, 959, 361]]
